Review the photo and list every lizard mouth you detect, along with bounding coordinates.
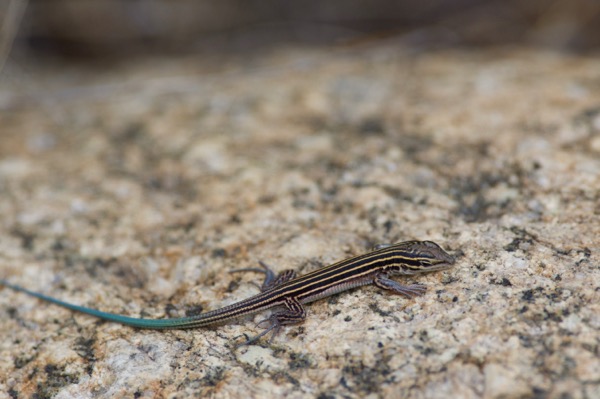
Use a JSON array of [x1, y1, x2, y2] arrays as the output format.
[[424, 252, 456, 272], [426, 260, 455, 272]]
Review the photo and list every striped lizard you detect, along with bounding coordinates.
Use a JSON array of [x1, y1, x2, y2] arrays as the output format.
[[0, 240, 455, 345]]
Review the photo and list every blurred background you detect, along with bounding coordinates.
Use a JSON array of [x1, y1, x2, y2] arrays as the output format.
[[2, 0, 600, 65]]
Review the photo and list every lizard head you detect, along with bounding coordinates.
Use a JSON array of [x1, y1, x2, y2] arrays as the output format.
[[383, 240, 456, 275]]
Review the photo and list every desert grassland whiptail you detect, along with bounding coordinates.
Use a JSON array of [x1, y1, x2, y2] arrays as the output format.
[[0, 240, 455, 345]]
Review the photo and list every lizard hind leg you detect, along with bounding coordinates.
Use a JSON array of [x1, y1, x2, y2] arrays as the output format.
[[230, 261, 296, 291], [235, 297, 306, 347]]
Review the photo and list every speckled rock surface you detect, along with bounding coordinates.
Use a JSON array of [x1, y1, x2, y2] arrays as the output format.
[[1, 46, 599, 398]]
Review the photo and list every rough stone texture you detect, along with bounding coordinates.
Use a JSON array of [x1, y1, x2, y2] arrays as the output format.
[[1, 45, 599, 398]]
